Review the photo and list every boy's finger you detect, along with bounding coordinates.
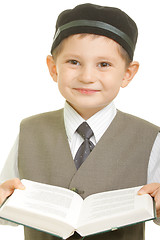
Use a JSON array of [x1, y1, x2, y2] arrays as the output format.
[[154, 190, 160, 207], [138, 183, 160, 195], [0, 178, 25, 205], [1, 178, 25, 192], [8, 178, 25, 190]]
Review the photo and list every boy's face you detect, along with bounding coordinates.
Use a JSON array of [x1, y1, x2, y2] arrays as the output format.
[[47, 34, 139, 119]]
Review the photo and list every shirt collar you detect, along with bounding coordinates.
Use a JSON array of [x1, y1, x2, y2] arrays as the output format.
[[87, 102, 117, 142], [64, 102, 84, 142], [64, 101, 117, 143]]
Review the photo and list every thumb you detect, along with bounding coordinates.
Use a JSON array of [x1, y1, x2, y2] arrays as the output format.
[[0, 178, 25, 205], [1, 178, 25, 192], [8, 178, 25, 190], [138, 183, 160, 196]]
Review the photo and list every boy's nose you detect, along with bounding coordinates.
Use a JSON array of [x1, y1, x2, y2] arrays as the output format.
[[79, 66, 96, 83]]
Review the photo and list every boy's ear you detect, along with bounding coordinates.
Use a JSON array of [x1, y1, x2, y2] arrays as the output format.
[[121, 61, 139, 88], [46, 55, 58, 82]]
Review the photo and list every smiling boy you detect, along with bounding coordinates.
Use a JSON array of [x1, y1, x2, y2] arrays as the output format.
[[47, 34, 138, 119], [0, 3, 160, 240]]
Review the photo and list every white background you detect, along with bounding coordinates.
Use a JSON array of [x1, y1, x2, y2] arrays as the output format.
[[0, 0, 160, 239]]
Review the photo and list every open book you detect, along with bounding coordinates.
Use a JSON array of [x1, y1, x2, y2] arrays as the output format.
[[0, 179, 156, 239]]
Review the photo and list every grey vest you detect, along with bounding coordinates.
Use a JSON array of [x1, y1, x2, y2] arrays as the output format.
[[18, 109, 159, 240]]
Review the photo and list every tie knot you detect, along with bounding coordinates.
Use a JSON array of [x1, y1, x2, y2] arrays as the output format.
[[76, 122, 94, 140]]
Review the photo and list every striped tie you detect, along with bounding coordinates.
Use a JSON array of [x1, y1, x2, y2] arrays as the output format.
[[74, 122, 95, 169]]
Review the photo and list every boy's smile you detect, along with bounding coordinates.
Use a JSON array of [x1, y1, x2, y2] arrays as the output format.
[[74, 88, 100, 95], [47, 34, 139, 119]]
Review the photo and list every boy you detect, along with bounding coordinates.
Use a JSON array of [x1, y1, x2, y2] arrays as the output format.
[[0, 3, 160, 240]]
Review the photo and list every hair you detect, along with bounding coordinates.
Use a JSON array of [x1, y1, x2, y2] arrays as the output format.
[[52, 33, 132, 68]]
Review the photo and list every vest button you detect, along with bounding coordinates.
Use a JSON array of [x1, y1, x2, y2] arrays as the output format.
[[70, 187, 78, 193], [70, 188, 84, 195]]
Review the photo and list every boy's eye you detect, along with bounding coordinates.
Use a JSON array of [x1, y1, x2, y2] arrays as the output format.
[[68, 60, 80, 65], [98, 62, 110, 68]]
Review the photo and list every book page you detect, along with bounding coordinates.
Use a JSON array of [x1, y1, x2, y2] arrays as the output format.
[[78, 187, 138, 226], [77, 186, 154, 236], [0, 179, 83, 227]]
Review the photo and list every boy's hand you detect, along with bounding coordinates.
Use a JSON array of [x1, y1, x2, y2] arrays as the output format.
[[138, 183, 160, 218], [0, 178, 25, 205]]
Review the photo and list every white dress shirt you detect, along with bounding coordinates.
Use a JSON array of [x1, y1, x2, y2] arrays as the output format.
[[64, 101, 117, 158], [0, 101, 160, 184]]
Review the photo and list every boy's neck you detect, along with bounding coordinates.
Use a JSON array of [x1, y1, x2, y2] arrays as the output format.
[[67, 102, 111, 120]]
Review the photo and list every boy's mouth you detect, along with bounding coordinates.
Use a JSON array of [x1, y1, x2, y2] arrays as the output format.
[[74, 88, 100, 95]]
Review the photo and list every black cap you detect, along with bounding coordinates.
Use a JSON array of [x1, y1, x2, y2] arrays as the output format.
[[51, 3, 138, 60]]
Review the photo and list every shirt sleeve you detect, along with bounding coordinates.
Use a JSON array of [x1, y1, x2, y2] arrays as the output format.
[[147, 132, 160, 184], [147, 132, 160, 225], [0, 135, 19, 183], [0, 135, 19, 226]]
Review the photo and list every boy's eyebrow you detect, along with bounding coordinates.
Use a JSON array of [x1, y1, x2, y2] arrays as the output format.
[[95, 56, 116, 62], [61, 53, 116, 61], [61, 53, 82, 59]]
